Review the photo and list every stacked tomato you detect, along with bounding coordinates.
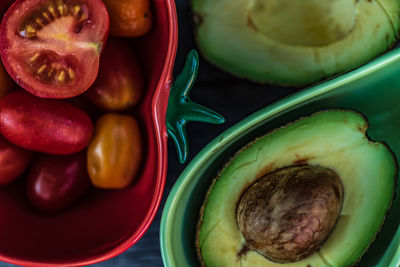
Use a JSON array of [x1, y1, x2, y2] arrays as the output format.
[[0, 0, 151, 212]]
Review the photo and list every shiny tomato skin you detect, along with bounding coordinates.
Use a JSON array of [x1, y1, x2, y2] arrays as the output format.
[[0, 0, 109, 99], [0, 91, 93, 154], [27, 152, 90, 212], [87, 113, 142, 189], [0, 134, 32, 185], [102, 0, 152, 37], [86, 39, 144, 111]]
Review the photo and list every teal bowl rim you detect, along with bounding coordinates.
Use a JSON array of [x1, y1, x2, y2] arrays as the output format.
[[160, 48, 400, 267]]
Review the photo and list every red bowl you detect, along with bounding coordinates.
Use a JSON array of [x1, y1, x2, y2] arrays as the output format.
[[0, 0, 177, 265]]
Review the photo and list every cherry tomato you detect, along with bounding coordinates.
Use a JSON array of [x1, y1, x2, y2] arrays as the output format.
[[27, 152, 90, 212], [0, 0, 110, 99], [102, 0, 152, 37], [0, 134, 32, 186], [0, 90, 93, 154], [85, 39, 144, 111], [87, 113, 142, 189]]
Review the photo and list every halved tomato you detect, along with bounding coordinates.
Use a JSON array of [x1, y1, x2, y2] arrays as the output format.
[[0, 0, 109, 99]]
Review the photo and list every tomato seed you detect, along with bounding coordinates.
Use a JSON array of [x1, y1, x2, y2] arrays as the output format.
[[30, 53, 40, 63], [68, 68, 75, 79], [48, 5, 58, 19], [57, 4, 64, 16], [74, 6, 81, 16], [42, 12, 52, 22], [58, 70, 66, 82], [37, 65, 47, 74], [48, 68, 55, 77], [35, 18, 44, 27]]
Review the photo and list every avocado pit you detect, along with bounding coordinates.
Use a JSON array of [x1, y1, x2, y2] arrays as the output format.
[[236, 165, 343, 263]]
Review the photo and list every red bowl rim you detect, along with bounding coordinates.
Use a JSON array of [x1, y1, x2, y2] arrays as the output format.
[[0, 0, 178, 265]]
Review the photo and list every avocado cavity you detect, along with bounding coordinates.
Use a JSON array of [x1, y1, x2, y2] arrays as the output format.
[[237, 165, 343, 263], [248, 0, 356, 46]]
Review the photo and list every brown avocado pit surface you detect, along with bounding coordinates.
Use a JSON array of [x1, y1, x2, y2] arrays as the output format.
[[237, 165, 343, 263]]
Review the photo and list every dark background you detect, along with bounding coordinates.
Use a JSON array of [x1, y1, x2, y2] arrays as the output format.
[[0, 0, 298, 266]]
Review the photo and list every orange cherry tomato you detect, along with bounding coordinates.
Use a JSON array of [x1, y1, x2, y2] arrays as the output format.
[[102, 0, 152, 37], [87, 113, 142, 189]]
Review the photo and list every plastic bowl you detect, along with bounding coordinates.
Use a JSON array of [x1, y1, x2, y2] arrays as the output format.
[[160, 48, 400, 267], [0, 0, 177, 265]]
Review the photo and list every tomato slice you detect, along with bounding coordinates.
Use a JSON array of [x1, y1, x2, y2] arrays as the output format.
[[0, 0, 109, 99]]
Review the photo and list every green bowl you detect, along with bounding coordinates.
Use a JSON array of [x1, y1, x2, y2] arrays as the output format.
[[160, 48, 400, 267]]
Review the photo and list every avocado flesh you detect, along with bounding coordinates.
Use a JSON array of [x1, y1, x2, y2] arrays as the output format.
[[192, 0, 400, 86], [196, 110, 397, 267]]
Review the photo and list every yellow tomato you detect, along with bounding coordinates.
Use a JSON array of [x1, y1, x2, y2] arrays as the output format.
[[87, 113, 143, 189], [102, 0, 152, 37]]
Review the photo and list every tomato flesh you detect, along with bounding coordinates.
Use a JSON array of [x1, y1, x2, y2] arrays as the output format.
[[0, 0, 109, 99], [0, 90, 93, 154]]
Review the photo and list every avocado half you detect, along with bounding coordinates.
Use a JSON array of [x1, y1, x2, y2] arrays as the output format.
[[196, 110, 397, 266], [192, 0, 400, 86]]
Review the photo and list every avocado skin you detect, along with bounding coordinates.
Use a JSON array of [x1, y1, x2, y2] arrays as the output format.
[[191, 0, 400, 86], [196, 110, 397, 267]]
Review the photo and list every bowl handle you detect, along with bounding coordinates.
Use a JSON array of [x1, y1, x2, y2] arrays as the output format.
[[166, 50, 225, 164]]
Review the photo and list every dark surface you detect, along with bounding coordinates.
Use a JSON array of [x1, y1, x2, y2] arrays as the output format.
[[0, 0, 298, 266]]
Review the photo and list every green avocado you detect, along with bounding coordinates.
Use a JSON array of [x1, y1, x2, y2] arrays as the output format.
[[196, 110, 397, 267], [191, 0, 400, 86]]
